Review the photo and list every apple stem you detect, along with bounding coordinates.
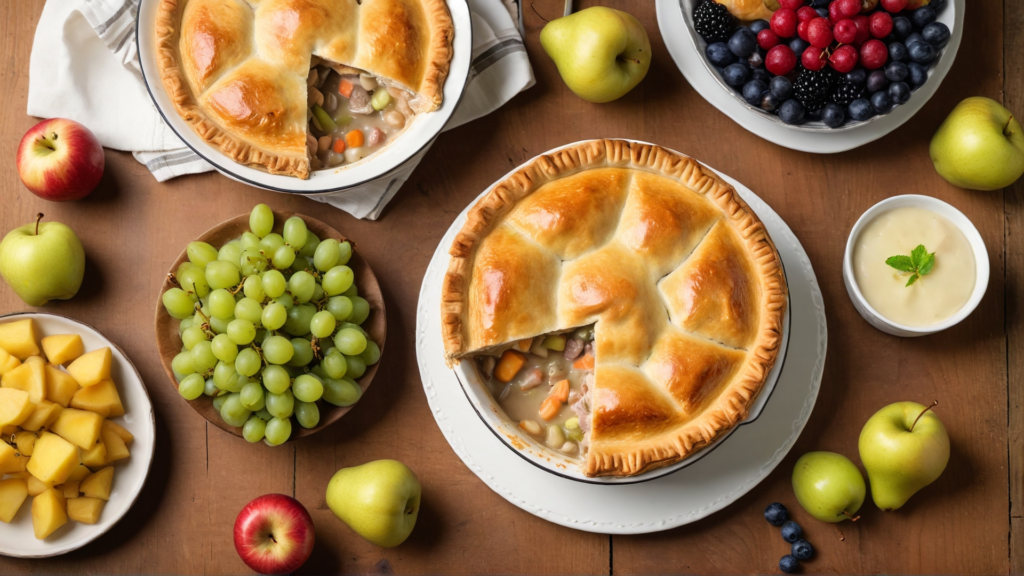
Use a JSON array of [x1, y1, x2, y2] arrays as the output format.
[[1006, 115, 1016, 137], [841, 510, 861, 522], [529, 2, 549, 23], [34, 213, 43, 236], [909, 400, 939, 433]]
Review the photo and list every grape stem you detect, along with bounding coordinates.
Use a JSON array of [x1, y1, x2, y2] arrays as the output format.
[[193, 304, 214, 336], [311, 337, 322, 361], [166, 272, 181, 289], [228, 279, 246, 296]]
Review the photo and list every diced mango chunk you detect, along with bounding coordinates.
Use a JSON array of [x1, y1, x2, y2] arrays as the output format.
[[80, 441, 107, 469], [67, 497, 104, 524], [27, 474, 50, 495], [65, 463, 92, 483], [100, 426, 130, 464], [61, 480, 79, 499], [80, 466, 113, 501], [45, 365, 80, 407], [0, 347, 20, 377], [41, 334, 84, 366], [70, 379, 124, 418], [14, 430, 37, 456], [1, 356, 46, 403], [0, 319, 41, 360], [31, 488, 67, 539], [0, 477, 28, 523], [0, 388, 35, 427], [102, 420, 133, 445], [67, 348, 112, 388], [26, 432, 79, 485], [19, 399, 60, 432], [51, 408, 103, 450]]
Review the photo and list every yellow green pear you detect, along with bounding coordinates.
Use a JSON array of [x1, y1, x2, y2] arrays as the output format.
[[326, 459, 421, 547]]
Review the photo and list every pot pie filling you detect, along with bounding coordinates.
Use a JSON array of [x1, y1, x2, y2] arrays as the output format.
[[443, 141, 787, 478]]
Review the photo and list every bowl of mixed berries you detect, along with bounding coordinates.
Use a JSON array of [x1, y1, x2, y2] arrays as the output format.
[[683, 0, 954, 130]]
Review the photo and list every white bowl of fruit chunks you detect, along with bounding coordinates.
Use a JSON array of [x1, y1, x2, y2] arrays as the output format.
[[682, 0, 959, 130], [0, 314, 155, 558]]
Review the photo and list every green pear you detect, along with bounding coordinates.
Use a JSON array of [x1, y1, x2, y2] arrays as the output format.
[[858, 401, 950, 511], [0, 214, 85, 306], [326, 459, 421, 547], [930, 97, 1024, 191], [540, 7, 651, 103], [792, 451, 866, 523]]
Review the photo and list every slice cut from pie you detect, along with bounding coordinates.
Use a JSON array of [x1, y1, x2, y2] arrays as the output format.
[[155, 0, 454, 179], [442, 140, 788, 477]]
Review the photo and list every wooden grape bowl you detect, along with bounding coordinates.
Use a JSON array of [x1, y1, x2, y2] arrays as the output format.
[[153, 210, 386, 441]]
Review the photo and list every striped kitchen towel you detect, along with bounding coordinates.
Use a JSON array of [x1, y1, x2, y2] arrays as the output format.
[[27, 0, 534, 220]]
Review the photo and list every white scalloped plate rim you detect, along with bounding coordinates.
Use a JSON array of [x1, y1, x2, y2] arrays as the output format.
[[0, 313, 156, 558], [414, 140, 827, 534]]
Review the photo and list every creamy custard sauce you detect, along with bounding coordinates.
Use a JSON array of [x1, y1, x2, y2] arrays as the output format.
[[853, 206, 976, 327]]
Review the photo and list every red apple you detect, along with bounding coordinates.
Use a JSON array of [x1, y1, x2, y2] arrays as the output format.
[[234, 494, 315, 575], [17, 118, 105, 202]]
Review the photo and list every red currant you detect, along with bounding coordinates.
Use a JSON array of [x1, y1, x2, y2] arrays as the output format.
[[852, 14, 872, 45], [837, 0, 861, 17], [807, 18, 834, 48], [828, 1, 845, 24], [797, 6, 818, 22], [833, 19, 858, 44], [757, 29, 781, 50], [869, 11, 894, 38], [778, 0, 806, 9], [801, 46, 828, 71], [770, 8, 799, 38], [765, 45, 798, 75], [880, 0, 908, 12], [860, 38, 888, 69], [829, 44, 859, 73]]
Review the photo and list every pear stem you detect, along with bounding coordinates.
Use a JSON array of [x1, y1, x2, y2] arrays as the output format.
[[832, 524, 845, 541], [1006, 115, 1015, 137], [617, 56, 642, 65], [841, 510, 861, 522], [529, 3, 549, 23], [909, 400, 939, 433], [34, 213, 43, 236]]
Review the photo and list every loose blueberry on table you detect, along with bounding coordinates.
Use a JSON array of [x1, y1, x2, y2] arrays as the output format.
[[693, 0, 950, 127]]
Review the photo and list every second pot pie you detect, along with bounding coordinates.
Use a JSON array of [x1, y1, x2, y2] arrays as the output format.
[[155, 0, 454, 178], [441, 140, 788, 478]]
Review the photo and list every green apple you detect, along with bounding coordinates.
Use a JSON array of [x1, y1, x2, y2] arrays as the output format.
[[0, 214, 85, 306], [792, 451, 866, 523], [326, 459, 421, 547], [858, 401, 950, 511], [540, 6, 651, 103], [930, 97, 1024, 191]]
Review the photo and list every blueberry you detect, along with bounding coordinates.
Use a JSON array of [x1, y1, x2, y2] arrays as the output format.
[[729, 28, 758, 58], [815, 7, 829, 18], [722, 62, 751, 86], [781, 520, 804, 543], [888, 42, 908, 63], [706, 42, 737, 67], [892, 16, 913, 40], [911, 7, 937, 29], [905, 32, 925, 48], [770, 76, 793, 100], [749, 19, 770, 34], [752, 67, 772, 84], [909, 41, 937, 64], [922, 22, 951, 47], [867, 70, 889, 94], [742, 80, 768, 105], [930, 0, 947, 12], [778, 100, 805, 125], [792, 540, 814, 561], [845, 68, 867, 85], [871, 90, 894, 114], [779, 555, 799, 574], [907, 62, 928, 89], [749, 52, 764, 68], [885, 61, 909, 82], [760, 92, 781, 112], [810, 0, 829, 6], [848, 98, 874, 121], [764, 502, 790, 526], [789, 38, 810, 58], [889, 81, 911, 105]]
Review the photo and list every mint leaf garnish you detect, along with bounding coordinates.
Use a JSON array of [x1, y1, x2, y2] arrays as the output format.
[[886, 244, 936, 287]]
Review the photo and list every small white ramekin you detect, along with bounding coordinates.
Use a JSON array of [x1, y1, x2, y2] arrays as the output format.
[[843, 195, 989, 337]]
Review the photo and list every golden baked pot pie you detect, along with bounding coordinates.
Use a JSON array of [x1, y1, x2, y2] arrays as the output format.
[[155, 0, 454, 179], [441, 140, 787, 478]]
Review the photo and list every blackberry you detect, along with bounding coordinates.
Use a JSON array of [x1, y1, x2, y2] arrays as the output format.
[[694, 0, 734, 44], [829, 80, 865, 106], [793, 68, 836, 111]]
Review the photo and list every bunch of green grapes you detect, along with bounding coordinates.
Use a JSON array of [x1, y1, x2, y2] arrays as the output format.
[[161, 204, 379, 446]]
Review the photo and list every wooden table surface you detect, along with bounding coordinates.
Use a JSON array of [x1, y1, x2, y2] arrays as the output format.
[[0, 0, 1019, 573]]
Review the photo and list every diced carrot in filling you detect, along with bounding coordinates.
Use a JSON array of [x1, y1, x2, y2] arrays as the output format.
[[517, 338, 533, 351], [573, 354, 595, 370], [332, 139, 346, 154], [551, 379, 569, 403], [338, 79, 354, 98], [346, 129, 364, 148], [494, 350, 526, 383], [539, 396, 561, 421]]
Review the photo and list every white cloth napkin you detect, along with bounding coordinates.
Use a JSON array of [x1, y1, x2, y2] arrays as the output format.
[[28, 0, 534, 220]]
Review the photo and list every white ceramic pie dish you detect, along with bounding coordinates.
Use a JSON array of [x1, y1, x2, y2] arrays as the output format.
[[0, 313, 156, 559], [677, 0, 958, 133], [135, 0, 473, 195], [447, 140, 792, 485], [842, 194, 989, 337]]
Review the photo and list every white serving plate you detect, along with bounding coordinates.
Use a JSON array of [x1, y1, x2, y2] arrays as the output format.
[[0, 313, 156, 558], [415, 145, 827, 532], [136, 0, 473, 195], [657, 0, 964, 152]]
